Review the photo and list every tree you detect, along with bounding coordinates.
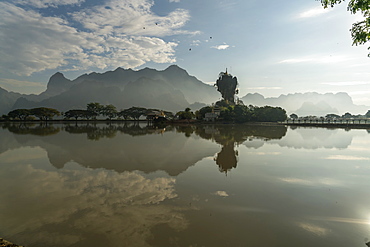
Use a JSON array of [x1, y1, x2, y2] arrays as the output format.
[[320, 0, 370, 56], [195, 106, 213, 120], [176, 108, 195, 120], [290, 113, 298, 119], [64, 109, 90, 120], [87, 102, 103, 119], [365, 109, 370, 117], [121, 107, 147, 121], [7, 109, 32, 120], [31, 107, 60, 121], [102, 104, 117, 120]]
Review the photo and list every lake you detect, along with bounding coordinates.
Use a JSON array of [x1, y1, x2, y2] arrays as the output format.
[[1, 122, 370, 247]]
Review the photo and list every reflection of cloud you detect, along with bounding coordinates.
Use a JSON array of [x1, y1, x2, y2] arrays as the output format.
[[298, 222, 330, 236], [0, 147, 46, 163], [252, 152, 281, 156], [324, 155, 370, 161], [213, 191, 229, 197], [0, 164, 187, 246], [279, 177, 342, 186], [308, 216, 370, 225]]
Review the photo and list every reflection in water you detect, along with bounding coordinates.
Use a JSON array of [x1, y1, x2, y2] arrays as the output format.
[[1, 123, 370, 247], [1, 123, 287, 175]]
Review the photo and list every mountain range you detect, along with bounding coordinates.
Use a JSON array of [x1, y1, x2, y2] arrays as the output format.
[[0, 65, 369, 116]]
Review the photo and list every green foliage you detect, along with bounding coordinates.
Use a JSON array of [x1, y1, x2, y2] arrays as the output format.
[[197, 103, 287, 123], [87, 102, 103, 119], [195, 106, 213, 120], [7, 109, 32, 120], [119, 107, 147, 120], [30, 107, 60, 121], [101, 104, 117, 120], [290, 113, 298, 119], [320, 0, 370, 56], [365, 110, 370, 117], [325, 113, 340, 118], [64, 109, 93, 120], [176, 108, 195, 120], [251, 106, 287, 122]]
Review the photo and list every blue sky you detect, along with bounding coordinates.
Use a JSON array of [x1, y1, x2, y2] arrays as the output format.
[[1, 0, 370, 105]]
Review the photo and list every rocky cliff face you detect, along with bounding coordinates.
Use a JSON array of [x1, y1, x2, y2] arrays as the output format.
[[5, 65, 219, 114]]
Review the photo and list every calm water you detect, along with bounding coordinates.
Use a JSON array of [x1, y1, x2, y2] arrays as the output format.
[[1, 122, 370, 247]]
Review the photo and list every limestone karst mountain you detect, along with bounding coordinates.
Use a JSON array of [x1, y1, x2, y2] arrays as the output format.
[[241, 92, 369, 116], [1, 65, 369, 116], [5, 65, 220, 114]]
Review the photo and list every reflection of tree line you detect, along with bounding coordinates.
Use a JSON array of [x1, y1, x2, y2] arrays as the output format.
[[1, 122, 61, 136], [2, 123, 287, 174]]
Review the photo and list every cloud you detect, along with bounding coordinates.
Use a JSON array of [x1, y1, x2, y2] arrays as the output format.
[[0, 1, 192, 76], [169, 0, 180, 2], [211, 44, 230, 50], [298, 6, 332, 18], [278, 55, 348, 64], [14, 0, 85, 8], [0, 78, 45, 94], [71, 0, 190, 36], [321, 81, 370, 86]]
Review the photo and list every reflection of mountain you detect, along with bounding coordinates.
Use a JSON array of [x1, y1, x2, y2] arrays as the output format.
[[2, 123, 220, 176], [269, 127, 355, 149]]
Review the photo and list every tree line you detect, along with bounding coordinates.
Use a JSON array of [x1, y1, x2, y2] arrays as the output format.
[[1, 101, 287, 123], [1, 103, 173, 121]]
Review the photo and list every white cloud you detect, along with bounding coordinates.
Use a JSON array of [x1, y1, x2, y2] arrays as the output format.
[[71, 0, 190, 36], [278, 55, 348, 64], [211, 44, 230, 50], [14, 0, 85, 8], [321, 81, 370, 86], [0, 78, 45, 94], [0, 1, 192, 76], [169, 0, 180, 2], [298, 6, 332, 18]]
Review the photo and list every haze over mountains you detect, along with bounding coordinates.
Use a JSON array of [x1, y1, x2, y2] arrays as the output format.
[[0, 65, 369, 116]]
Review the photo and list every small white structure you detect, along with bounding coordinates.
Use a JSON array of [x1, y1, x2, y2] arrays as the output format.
[[204, 112, 218, 121]]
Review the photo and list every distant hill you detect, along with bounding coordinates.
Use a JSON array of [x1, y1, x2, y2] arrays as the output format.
[[2, 66, 370, 116], [5, 65, 220, 114], [240, 92, 369, 116]]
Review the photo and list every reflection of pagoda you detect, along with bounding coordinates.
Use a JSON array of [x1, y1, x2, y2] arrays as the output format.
[[215, 69, 238, 104], [214, 143, 238, 174]]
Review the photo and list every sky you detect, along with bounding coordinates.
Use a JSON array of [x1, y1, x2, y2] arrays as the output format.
[[1, 0, 370, 105]]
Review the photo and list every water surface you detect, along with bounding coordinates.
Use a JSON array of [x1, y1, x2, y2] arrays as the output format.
[[1, 123, 370, 247]]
